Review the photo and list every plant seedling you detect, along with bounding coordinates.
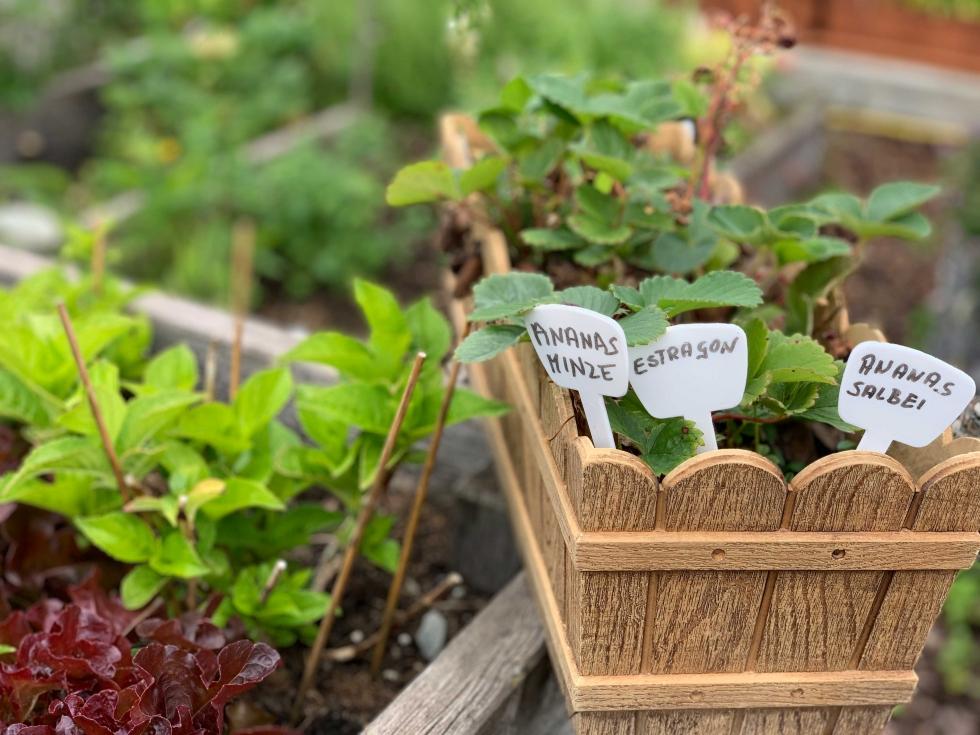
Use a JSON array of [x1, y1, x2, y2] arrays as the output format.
[[629, 324, 748, 452], [839, 341, 976, 453], [525, 304, 629, 449]]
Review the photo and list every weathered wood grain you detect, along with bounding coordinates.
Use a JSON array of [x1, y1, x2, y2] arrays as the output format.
[[573, 712, 636, 735], [757, 453, 916, 672], [364, 574, 546, 735], [571, 530, 979, 572], [637, 710, 733, 734], [832, 706, 894, 734], [860, 452, 980, 671], [569, 570, 650, 675], [644, 452, 786, 674]]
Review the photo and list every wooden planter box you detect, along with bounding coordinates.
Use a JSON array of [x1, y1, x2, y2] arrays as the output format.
[[440, 116, 980, 734], [703, 0, 980, 74]]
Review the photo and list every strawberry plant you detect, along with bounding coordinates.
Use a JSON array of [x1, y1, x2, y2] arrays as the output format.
[[454, 269, 850, 475], [387, 7, 939, 350]]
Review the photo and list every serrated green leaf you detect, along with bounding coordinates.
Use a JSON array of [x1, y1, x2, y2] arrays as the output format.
[[866, 182, 940, 222], [610, 285, 644, 311], [850, 211, 932, 241], [619, 306, 669, 346], [144, 345, 197, 392], [773, 237, 852, 265], [406, 297, 452, 363], [0, 370, 50, 426], [282, 332, 381, 380], [519, 138, 565, 181], [763, 333, 838, 385], [171, 402, 249, 454], [460, 156, 507, 195], [809, 191, 863, 220], [557, 286, 619, 317], [121, 565, 166, 610], [76, 512, 156, 563], [57, 361, 125, 442], [520, 227, 585, 252], [234, 367, 293, 437], [355, 279, 411, 374], [650, 231, 716, 273], [644, 271, 763, 317], [125, 495, 181, 527], [575, 184, 621, 222], [296, 383, 393, 435], [568, 214, 632, 244], [455, 325, 526, 363], [199, 477, 284, 519], [708, 205, 767, 243], [785, 255, 855, 335], [386, 161, 460, 205], [469, 272, 555, 321], [572, 244, 614, 267], [1, 436, 110, 500], [797, 362, 858, 432], [149, 529, 209, 579], [117, 391, 200, 453]]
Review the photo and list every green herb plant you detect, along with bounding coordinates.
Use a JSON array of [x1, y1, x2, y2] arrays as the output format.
[[0, 270, 505, 646]]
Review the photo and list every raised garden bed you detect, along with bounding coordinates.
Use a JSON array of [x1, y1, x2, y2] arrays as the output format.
[[436, 103, 980, 732]]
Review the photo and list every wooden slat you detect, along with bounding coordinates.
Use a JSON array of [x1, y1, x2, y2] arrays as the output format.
[[574, 712, 636, 735], [566, 434, 658, 676], [572, 530, 979, 572], [643, 451, 787, 674], [569, 570, 650, 675], [757, 452, 916, 673], [576, 447, 659, 532], [637, 710, 733, 734], [832, 706, 894, 734], [572, 669, 917, 711], [860, 452, 980, 671], [738, 708, 830, 734]]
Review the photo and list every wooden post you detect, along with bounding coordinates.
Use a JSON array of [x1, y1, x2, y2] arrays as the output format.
[[292, 352, 427, 721], [229, 219, 255, 400]]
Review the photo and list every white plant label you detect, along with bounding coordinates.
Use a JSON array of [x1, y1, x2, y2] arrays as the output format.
[[628, 323, 748, 453], [525, 304, 628, 449], [839, 341, 975, 453]]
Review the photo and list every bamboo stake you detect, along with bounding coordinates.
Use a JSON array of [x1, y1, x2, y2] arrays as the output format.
[[291, 352, 427, 721], [57, 303, 131, 503], [229, 219, 255, 400], [91, 221, 107, 296], [370, 325, 470, 674]]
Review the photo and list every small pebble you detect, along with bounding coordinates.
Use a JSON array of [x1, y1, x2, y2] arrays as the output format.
[[450, 584, 467, 600], [403, 578, 421, 598], [349, 630, 364, 644], [415, 609, 449, 661], [397, 633, 412, 647], [381, 668, 400, 683]]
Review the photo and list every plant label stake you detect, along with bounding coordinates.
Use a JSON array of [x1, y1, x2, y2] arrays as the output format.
[[839, 341, 975, 454], [628, 323, 748, 453], [525, 304, 628, 449]]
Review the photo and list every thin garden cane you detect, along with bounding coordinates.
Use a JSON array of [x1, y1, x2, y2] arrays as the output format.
[[370, 323, 471, 674], [229, 218, 255, 400], [57, 303, 132, 503], [292, 351, 427, 722]]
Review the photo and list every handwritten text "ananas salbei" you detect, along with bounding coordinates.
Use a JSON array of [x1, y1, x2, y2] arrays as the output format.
[[845, 352, 957, 411]]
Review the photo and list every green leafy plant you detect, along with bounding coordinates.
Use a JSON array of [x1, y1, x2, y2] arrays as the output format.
[[454, 268, 857, 476], [387, 8, 939, 349]]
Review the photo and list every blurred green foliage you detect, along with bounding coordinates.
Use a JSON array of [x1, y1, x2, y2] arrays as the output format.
[[2, 0, 687, 307]]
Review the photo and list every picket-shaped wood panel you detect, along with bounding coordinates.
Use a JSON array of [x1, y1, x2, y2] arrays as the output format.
[[441, 114, 980, 735]]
